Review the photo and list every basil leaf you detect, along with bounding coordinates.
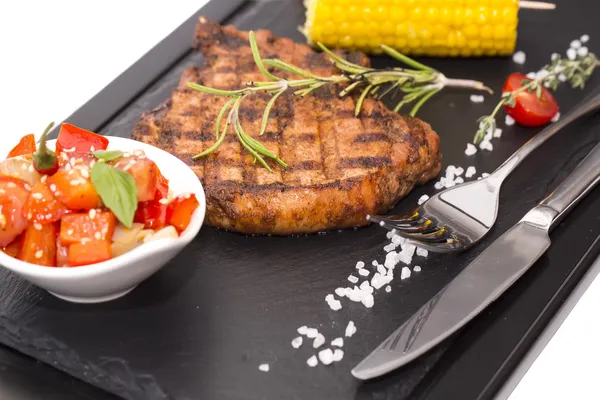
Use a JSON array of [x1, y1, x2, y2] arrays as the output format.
[[90, 162, 137, 228], [91, 150, 123, 162]]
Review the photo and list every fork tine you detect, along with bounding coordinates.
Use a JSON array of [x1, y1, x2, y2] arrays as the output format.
[[404, 237, 464, 253], [368, 214, 439, 234]]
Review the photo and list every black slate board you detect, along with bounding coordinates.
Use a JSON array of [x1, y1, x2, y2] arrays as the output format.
[[2, 0, 600, 399]]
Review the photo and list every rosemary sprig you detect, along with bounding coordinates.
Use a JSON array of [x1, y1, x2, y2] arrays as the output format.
[[189, 31, 492, 170], [474, 51, 599, 144]]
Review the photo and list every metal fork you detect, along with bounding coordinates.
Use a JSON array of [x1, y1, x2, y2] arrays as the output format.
[[368, 87, 600, 253]]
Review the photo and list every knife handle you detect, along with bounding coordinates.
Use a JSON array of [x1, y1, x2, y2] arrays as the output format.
[[540, 142, 600, 229]]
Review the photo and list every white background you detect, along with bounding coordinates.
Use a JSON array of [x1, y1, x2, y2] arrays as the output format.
[[0, 1, 598, 399]]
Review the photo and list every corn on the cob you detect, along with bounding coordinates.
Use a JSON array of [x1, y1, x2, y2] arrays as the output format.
[[303, 0, 519, 57]]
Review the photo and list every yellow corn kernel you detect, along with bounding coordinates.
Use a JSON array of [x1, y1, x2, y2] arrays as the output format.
[[303, 0, 519, 57]]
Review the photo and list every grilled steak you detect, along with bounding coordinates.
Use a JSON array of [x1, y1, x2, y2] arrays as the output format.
[[131, 17, 442, 235]]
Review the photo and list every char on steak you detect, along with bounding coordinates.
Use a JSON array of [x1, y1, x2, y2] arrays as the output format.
[[131, 17, 442, 235]]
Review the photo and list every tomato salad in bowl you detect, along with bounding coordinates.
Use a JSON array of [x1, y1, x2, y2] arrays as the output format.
[[0, 123, 206, 303]]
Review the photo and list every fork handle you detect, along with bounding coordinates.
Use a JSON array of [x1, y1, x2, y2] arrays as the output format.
[[492, 86, 600, 181], [541, 142, 600, 230]]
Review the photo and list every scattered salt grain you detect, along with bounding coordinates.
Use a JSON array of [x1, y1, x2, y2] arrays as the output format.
[[331, 337, 344, 347], [348, 275, 359, 284], [454, 167, 464, 176], [479, 140, 493, 151], [362, 293, 374, 308], [493, 128, 503, 138], [570, 39, 582, 49], [258, 364, 269, 372], [465, 143, 477, 156], [371, 260, 378, 266], [551, 52, 561, 61], [291, 337, 303, 348], [469, 94, 485, 103], [400, 266, 411, 280], [454, 177, 464, 184], [359, 280, 373, 293], [465, 166, 477, 178], [558, 73, 568, 82], [358, 268, 370, 277], [577, 47, 589, 57], [306, 328, 319, 339], [345, 321, 357, 337], [414, 266, 422, 272], [526, 72, 536, 79], [567, 48, 577, 60], [385, 285, 392, 293], [313, 334, 326, 348], [335, 287, 346, 297], [481, 173, 490, 178], [416, 247, 428, 257], [551, 112, 561, 122], [355, 261, 365, 270], [417, 194, 429, 205], [434, 181, 444, 190], [297, 326, 308, 335], [307, 355, 318, 367], [328, 298, 342, 311], [512, 50, 526, 64], [581, 34, 590, 43], [318, 348, 334, 365], [332, 349, 344, 362], [377, 264, 387, 276]]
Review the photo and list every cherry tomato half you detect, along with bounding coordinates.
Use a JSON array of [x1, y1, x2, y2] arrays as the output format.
[[502, 73, 559, 127]]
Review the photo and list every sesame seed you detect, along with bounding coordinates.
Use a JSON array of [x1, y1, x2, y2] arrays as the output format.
[[81, 238, 90, 244], [50, 184, 57, 192], [35, 250, 43, 259], [0, 189, 5, 194], [41, 175, 48, 183], [158, 198, 169, 205], [90, 160, 96, 168], [24, 184, 31, 191], [65, 163, 72, 171], [101, 226, 108, 234], [27, 212, 32, 219], [123, 165, 131, 171], [45, 213, 52, 219], [31, 193, 43, 200], [21, 163, 27, 170], [34, 223, 42, 230], [94, 232, 102, 240], [69, 158, 77, 166], [65, 147, 76, 153], [129, 159, 137, 165], [61, 153, 69, 161], [6, 182, 15, 188], [70, 180, 80, 185], [123, 152, 131, 157], [67, 229, 74, 235], [54, 191, 61, 196], [28, 164, 34, 173], [80, 168, 89, 178], [90, 146, 95, 152], [138, 155, 146, 159], [89, 209, 96, 219], [133, 150, 144, 156]]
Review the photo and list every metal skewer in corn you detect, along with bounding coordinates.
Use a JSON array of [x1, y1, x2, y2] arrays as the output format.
[[303, 1, 556, 57]]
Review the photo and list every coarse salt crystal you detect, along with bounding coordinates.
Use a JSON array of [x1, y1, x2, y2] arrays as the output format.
[[258, 364, 269, 372], [291, 337, 303, 348], [416, 247, 428, 257], [384, 251, 399, 270], [359, 280, 373, 293], [297, 326, 308, 335], [307, 355, 318, 367], [377, 264, 387, 276], [454, 167, 464, 176], [371, 273, 385, 290], [362, 293, 374, 308], [434, 181, 444, 190], [512, 50, 526, 64], [348, 275, 359, 284], [581, 34, 590, 43], [355, 261, 365, 269], [567, 48, 577, 60], [469, 94, 484, 103], [551, 112, 561, 122], [454, 177, 464, 184], [332, 349, 344, 362], [345, 321, 357, 337], [494, 128, 503, 138], [318, 348, 334, 365], [526, 72, 536, 79], [481, 173, 490, 178], [306, 328, 319, 338], [465, 143, 477, 156], [385, 286, 392, 293], [480, 140, 493, 151], [334, 287, 346, 297], [371, 260, 378, 266], [551, 52, 561, 61], [505, 114, 515, 126], [400, 267, 411, 280], [328, 299, 342, 311], [414, 266, 422, 272], [465, 166, 477, 178], [577, 47, 589, 57], [417, 194, 429, 205], [358, 268, 370, 277], [331, 337, 344, 347], [570, 40, 582, 49], [313, 333, 326, 348], [325, 294, 334, 302]]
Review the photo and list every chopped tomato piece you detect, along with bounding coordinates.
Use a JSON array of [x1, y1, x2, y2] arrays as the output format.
[[112, 156, 157, 202], [55, 123, 109, 154], [48, 166, 101, 210], [502, 73, 559, 127], [59, 211, 116, 245], [2, 233, 24, 258], [56, 237, 69, 267], [7, 134, 36, 158], [134, 166, 170, 229], [68, 240, 112, 266], [17, 222, 58, 266], [23, 182, 67, 223], [0, 176, 30, 247], [166, 194, 199, 233]]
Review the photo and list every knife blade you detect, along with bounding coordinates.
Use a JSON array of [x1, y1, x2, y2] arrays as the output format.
[[352, 142, 600, 380]]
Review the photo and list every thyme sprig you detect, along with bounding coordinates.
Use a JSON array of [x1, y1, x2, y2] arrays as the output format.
[[474, 51, 599, 144], [189, 31, 492, 170]]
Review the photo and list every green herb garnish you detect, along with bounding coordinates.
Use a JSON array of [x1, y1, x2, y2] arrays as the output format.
[[91, 149, 123, 162], [90, 162, 137, 228]]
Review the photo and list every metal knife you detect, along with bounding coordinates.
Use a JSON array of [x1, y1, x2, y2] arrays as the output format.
[[352, 141, 600, 380]]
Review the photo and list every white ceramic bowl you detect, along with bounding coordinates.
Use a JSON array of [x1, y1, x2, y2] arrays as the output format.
[[0, 136, 206, 303]]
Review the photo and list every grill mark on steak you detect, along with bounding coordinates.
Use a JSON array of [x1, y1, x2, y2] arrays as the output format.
[[130, 18, 442, 234]]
